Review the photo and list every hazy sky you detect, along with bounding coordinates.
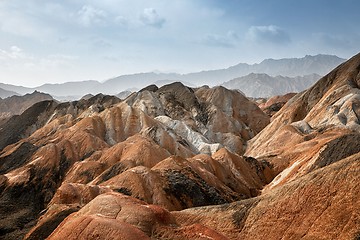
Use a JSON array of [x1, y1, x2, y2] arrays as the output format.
[[0, 0, 359, 87]]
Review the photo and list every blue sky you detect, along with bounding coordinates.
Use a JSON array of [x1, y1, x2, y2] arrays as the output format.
[[0, 0, 359, 87]]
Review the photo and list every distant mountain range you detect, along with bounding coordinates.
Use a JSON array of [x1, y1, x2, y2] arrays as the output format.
[[0, 91, 53, 123], [176, 54, 345, 85], [221, 73, 322, 97], [0, 54, 346, 99], [0, 87, 19, 99], [98, 54, 345, 94], [0, 81, 100, 101]]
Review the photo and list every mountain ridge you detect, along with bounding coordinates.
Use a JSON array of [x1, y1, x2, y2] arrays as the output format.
[[0, 54, 346, 99], [0, 87, 19, 99], [0, 52, 359, 239], [221, 73, 321, 97]]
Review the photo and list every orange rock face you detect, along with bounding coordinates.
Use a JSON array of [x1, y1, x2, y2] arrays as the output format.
[[1, 53, 360, 239], [47, 192, 173, 240], [246, 53, 360, 189], [0, 83, 270, 239], [172, 154, 360, 239], [258, 92, 297, 117]]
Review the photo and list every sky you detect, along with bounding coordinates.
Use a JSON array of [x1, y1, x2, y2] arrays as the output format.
[[0, 0, 359, 87]]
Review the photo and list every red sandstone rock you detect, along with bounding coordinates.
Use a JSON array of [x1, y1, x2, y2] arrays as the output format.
[[258, 92, 296, 117], [47, 192, 174, 239], [1, 53, 360, 240]]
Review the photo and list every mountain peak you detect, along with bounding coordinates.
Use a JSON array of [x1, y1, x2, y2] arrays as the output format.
[[0, 54, 346, 99], [222, 72, 321, 98], [1, 52, 360, 240]]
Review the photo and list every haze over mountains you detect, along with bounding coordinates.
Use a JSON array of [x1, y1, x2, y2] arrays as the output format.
[[0, 52, 359, 239], [1, 0, 359, 238], [222, 73, 321, 98], [0, 91, 53, 124], [0, 54, 345, 100], [0, 88, 19, 99]]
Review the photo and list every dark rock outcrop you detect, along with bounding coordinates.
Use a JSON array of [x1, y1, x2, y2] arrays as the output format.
[[0, 91, 53, 122], [0, 100, 57, 150]]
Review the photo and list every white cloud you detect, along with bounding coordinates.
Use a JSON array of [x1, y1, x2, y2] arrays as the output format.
[[0, 46, 28, 60], [77, 5, 107, 27], [247, 25, 290, 44], [39, 54, 78, 68], [9, 46, 23, 58], [140, 8, 165, 28], [0, 46, 77, 70], [201, 30, 239, 48], [0, 8, 53, 38]]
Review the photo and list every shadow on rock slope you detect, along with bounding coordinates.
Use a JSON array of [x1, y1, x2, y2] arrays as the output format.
[[2, 52, 360, 239]]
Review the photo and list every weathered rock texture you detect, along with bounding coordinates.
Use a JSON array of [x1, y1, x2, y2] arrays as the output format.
[[0, 83, 270, 239], [1, 53, 360, 239], [171, 154, 360, 239], [33, 153, 360, 239], [246, 52, 360, 190], [0, 91, 53, 123], [258, 92, 297, 117]]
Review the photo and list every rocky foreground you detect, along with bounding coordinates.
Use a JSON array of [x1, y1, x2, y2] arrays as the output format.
[[0, 54, 360, 239]]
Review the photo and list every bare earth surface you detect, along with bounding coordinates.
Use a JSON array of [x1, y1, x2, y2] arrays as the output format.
[[0, 53, 360, 239]]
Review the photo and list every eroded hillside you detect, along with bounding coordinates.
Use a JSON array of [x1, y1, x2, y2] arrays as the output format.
[[0, 53, 360, 240], [0, 82, 272, 239]]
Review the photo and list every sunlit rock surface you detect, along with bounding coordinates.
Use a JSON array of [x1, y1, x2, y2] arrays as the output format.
[[1, 53, 360, 239]]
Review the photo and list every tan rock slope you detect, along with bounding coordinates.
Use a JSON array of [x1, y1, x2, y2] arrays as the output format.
[[171, 153, 360, 239], [246, 52, 360, 190], [32, 154, 360, 240], [1, 53, 360, 239], [0, 82, 270, 239], [258, 92, 297, 117]]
